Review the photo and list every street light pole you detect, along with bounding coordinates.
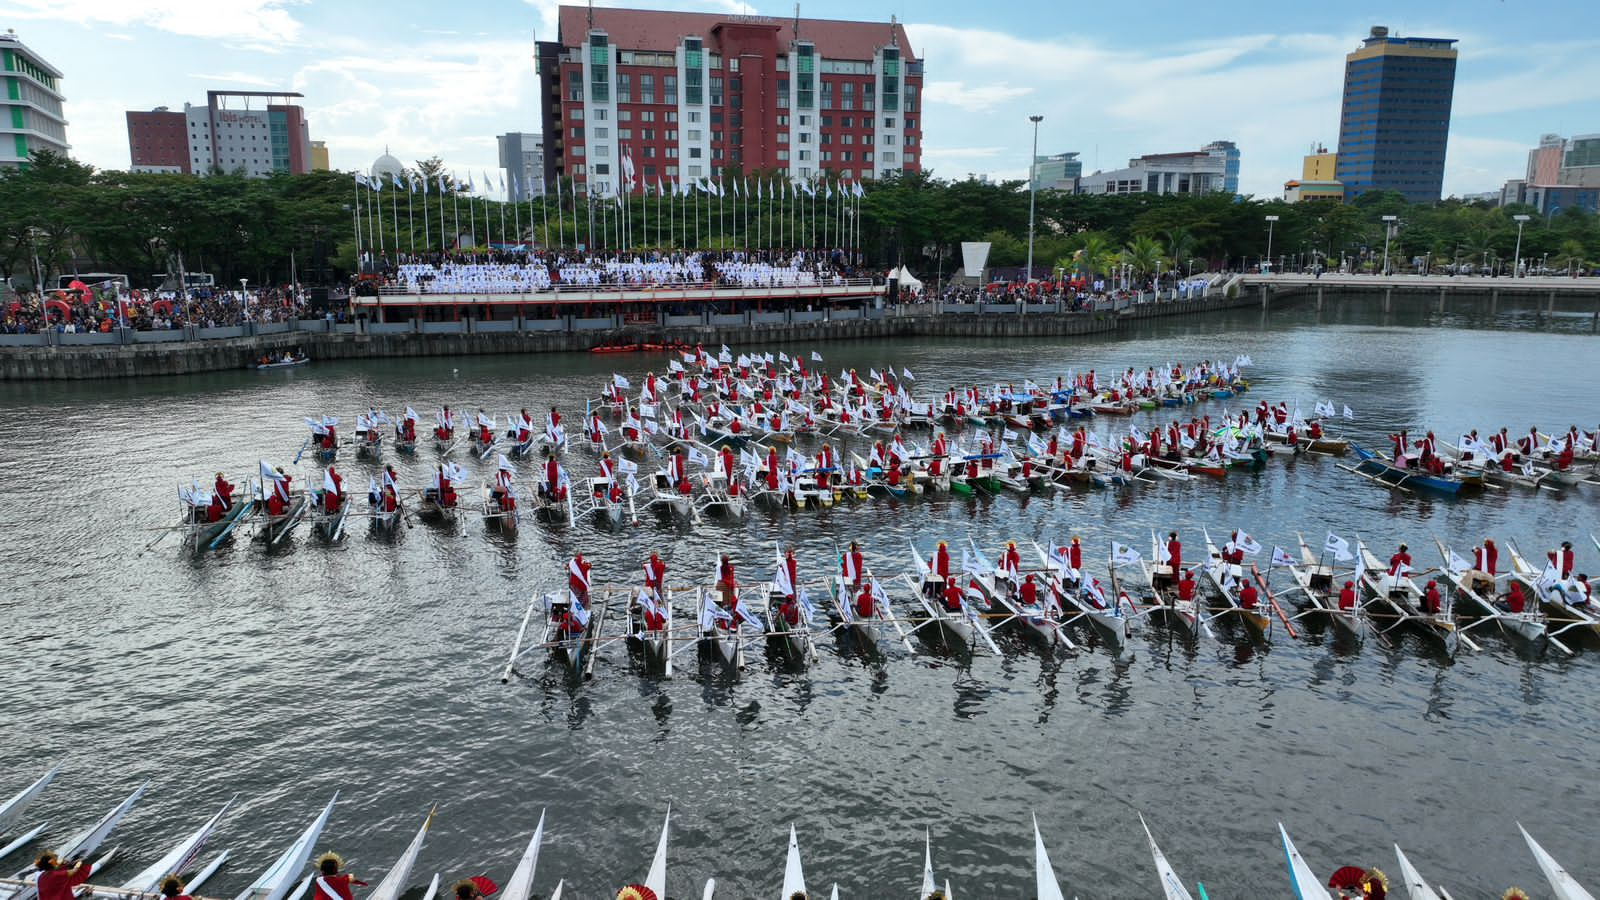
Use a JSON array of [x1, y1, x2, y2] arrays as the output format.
[[1512, 214, 1530, 279], [1026, 114, 1043, 283], [1381, 214, 1398, 276], [1263, 215, 1278, 273]]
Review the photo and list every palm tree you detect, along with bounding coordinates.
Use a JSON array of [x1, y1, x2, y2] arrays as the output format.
[[1073, 233, 1114, 281], [1163, 227, 1197, 272], [1120, 234, 1169, 282]]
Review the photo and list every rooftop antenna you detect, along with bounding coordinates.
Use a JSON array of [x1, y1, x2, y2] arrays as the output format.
[[587, 0, 593, 31], [794, 3, 800, 42]]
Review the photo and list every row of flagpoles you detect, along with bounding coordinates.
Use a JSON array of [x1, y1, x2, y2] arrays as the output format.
[[350, 165, 870, 263]]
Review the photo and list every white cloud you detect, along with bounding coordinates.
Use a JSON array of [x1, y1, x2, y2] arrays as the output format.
[[1, 0, 303, 43], [923, 80, 1033, 113], [187, 71, 282, 89]]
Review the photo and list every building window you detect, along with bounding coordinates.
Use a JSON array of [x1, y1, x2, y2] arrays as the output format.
[[842, 151, 852, 162], [688, 165, 702, 176], [777, 150, 789, 161], [666, 111, 678, 123], [840, 82, 854, 110], [594, 163, 610, 174], [664, 74, 677, 101], [570, 108, 584, 120], [617, 73, 632, 103], [906, 135, 916, 147], [618, 128, 631, 139], [593, 144, 610, 158], [865, 152, 874, 162], [595, 127, 609, 139], [688, 110, 702, 123], [883, 134, 894, 146], [640, 74, 655, 104], [667, 147, 678, 158], [644, 146, 656, 158], [778, 132, 789, 144], [821, 151, 832, 162], [642, 128, 655, 140], [667, 165, 678, 176], [641, 111, 656, 123], [711, 77, 723, 106], [667, 129, 678, 141], [799, 133, 811, 143], [841, 134, 852, 145], [688, 129, 702, 140], [570, 126, 583, 138], [799, 150, 810, 161]]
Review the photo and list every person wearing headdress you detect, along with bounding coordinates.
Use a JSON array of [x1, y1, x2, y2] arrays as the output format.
[[310, 851, 367, 900], [1166, 531, 1182, 572], [614, 886, 657, 900], [160, 875, 192, 900], [268, 466, 293, 517], [34, 853, 96, 900], [210, 471, 236, 521], [322, 466, 344, 514]]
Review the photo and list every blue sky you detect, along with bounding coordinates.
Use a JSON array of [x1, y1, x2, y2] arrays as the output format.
[[4, 0, 1598, 198]]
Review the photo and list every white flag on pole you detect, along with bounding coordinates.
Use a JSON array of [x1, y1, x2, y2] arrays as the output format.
[[1270, 546, 1296, 568], [1324, 532, 1353, 562], [1111, 543, 1141, 566]]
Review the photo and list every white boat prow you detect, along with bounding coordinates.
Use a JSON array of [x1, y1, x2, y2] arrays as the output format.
[[702, 877, 716, 899], [499, 811, 545, 900], [1392, 844, 1443, 900], [647, 807, 670, 898], [1519, 823, 1596, 900], [1033, 815, 1066, 900], [367, 808, 435, 900], [828, 885, 838, 900], [234, 794, 337, 900], [781, 824, 807, 900], [0, 765, 60, 836], [1138, 813, 1194, 900], [121, 796, 235, 893], [1278, 823, 1333, 900], [921, 830, 936, 897]]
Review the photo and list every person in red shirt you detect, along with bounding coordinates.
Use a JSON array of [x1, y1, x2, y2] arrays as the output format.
[[311, 852, 367, 900], [942, 576, 964, 612], [1504, 581, 1527, 614], [1177, 569, 1197, 605], [34, 853, 95, 900], [209, 472, 235, 522], [1166, 532, 1182, 572], [1338, 580, 1357, 611], [643, 552, 667, 596], [854, 581, 876, 620], [841, 541, 865, 588], [323, 466, 343, 514], [933, 540, 952, 581], [1238, 580, 1259, 610], [1550, 541, 1576, 580], [1019, 573, 1041, 609], [1422, 580, 1442, 615], [568, 553, 592, 602]]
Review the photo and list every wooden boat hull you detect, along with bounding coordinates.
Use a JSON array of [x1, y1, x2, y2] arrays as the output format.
[[192, 500, 252, 552]]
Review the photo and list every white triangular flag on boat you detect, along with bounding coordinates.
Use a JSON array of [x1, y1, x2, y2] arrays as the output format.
[[1447, 549, 1472, 574], [811, 351, 822, 362], [902, 367, 914, 381], [688, 447, 710, 468], [1271, 546, 1296, 568], [613, 373, 631, 389], [1111, 543, 1140, 566]]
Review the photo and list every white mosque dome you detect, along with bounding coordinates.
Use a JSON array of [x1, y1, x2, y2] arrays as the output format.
[[371, 150, 404, 180]]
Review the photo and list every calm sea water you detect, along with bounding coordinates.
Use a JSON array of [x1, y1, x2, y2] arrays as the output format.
[[3, 294, 1598, 898]]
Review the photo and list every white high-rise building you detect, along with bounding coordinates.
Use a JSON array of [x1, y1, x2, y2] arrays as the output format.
[[0, 30, 68, 168], [498, 133, 546, 201]]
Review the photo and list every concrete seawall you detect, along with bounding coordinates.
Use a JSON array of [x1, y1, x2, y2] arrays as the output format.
[[0, 296, 1253, 380]]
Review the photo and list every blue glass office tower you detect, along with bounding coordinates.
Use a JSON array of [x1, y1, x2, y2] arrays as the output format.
[[1335, 26, 1457, 203]]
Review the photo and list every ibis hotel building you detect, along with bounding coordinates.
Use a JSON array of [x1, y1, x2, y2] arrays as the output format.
[[126, 90, 312, 177], [536, 6, 923, 195]]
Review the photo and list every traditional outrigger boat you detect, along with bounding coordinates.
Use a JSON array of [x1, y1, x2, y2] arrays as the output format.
[[539, 591, 605, 680], [698, 583, 748, 671], [1032, 540, 1126, 648], [1199, 528, 1270, 640], [905, 543, 999, 655], [481, 483, 520, 533], [256, 355, 309, 370], [1506, 541, 1600, 647], [309, 489, 352, 543], [763, 553, 817, 668], [1433, 538, 1565, 653], [1355, 539, 1470, 654], [257, 487, 309, 548], [179, 482, 255, 553], [920, 831, 953, 900], [1133, 531, 1204, 638], [1348, 443, 1482, 495], [625, 586, 673, 676], [1287, 533, 1363, 643], [1278, 823, 1332, 900]]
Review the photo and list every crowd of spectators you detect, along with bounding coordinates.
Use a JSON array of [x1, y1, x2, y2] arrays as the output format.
[[928, 274, 1215, 310], [377, 247, 860, 295], [1, 284, 328, 334]]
